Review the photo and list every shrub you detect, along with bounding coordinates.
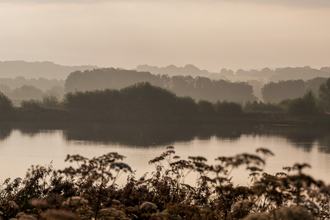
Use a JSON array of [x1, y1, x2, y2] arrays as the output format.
[[197, 100, 214, 116], [279, 98, 291, 106], [63, 89, 121, 114], [287, 90, 317, 115], [244, 101, 284, 112], [214, 100, 242, 116], [42, 95, 61, 108], [21, 99, 43, 110], [176, 96, 198, 116]]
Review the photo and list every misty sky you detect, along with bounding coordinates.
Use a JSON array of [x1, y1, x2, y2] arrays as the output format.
[[0, 0, 329, 72]]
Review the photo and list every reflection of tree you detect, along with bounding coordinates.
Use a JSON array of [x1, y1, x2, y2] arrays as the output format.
[[0, 124, 12, 141], [8, 122, 330, 154], [317, 136, 330, 154], [63, 123, 244, 147], [65, 124, 325, 147], [282, 127, 326, 152], [10, 122, 67, 137]]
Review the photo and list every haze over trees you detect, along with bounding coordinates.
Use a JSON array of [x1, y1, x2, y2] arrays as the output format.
[[0, 61, 97, 79], [1, 61, 330, 104], [0, 82, 64, 103], [65, 68, 257, 103], [138, 64, 330, 82], [136, 64, 211, 77], [136, 64, 330, 102], [262, 80, 306, 103], [0, 76, 64, 91], [261, 78, 328, 103]]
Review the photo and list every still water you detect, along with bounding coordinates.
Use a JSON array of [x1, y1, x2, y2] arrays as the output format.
[[0, 122, 330, 185]]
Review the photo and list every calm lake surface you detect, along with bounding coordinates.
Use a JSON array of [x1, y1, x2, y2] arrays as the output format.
[[1, 122, 330, 186]]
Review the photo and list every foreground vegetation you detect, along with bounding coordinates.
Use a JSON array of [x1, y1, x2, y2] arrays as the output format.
[[0, 147, 329, 220]]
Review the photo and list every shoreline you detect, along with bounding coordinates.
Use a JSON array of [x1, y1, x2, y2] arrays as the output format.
[[1, 108, 330, 127]]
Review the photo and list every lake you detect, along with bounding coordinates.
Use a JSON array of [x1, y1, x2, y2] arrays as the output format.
[[1, 122, 330, 186]]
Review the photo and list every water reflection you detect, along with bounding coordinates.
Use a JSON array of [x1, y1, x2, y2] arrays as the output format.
[[4, 122, 330, 151], [318, 136, 330, 154], [2, 122, 330, 185], [64, 123, 250, 146]]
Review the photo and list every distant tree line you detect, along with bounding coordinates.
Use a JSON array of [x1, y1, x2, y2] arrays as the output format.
[[261, 77, 328, 103], [0, 60, 96, 79], [0, 76, 64, 103], [139, 64, 330, 83], [247, 77, 330, 115], [136, 64, 210, 77], [233, 66, 330, 82], [65, 68, 257, 103], [0, 76, 64, 91], [0, 84, 64, 102], [0, 69, 328, 111]]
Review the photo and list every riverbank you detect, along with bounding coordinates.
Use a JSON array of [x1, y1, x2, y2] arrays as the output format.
[[2, 107, 330, 126]]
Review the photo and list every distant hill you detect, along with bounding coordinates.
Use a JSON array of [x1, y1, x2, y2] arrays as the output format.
[[0, 61, 98, 79]]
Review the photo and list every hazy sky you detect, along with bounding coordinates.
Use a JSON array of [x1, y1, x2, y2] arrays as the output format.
[[0, 0, 329, 72]]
